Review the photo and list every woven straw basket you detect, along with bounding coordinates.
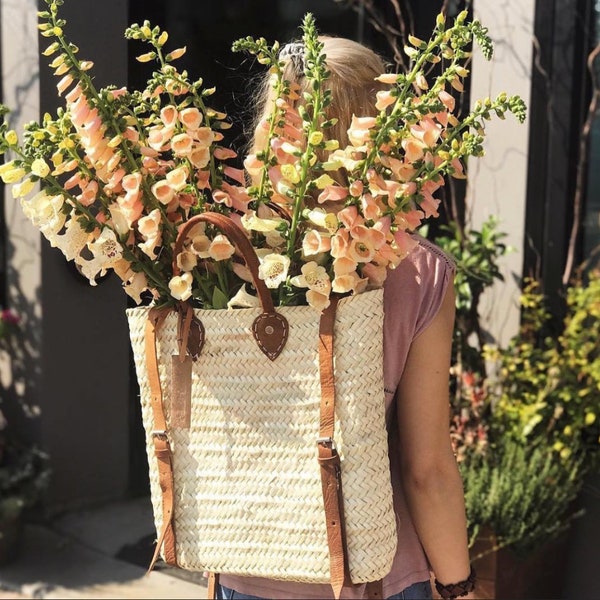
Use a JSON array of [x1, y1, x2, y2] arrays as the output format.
[[126, 213, 397, 589]]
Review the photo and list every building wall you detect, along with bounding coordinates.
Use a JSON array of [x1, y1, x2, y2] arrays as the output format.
[[1, 0, 43, 450], [467, 0, 537, 347], [1, 0, 131, 513]]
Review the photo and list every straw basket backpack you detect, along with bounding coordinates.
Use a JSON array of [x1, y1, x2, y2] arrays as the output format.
[[126, 212, 397, 599]]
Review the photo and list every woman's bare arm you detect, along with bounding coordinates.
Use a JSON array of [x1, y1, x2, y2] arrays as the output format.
[[396, 282, 472, 586]]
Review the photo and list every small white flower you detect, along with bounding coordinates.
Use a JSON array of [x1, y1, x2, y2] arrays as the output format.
[[241, 210, 285, 233], [227, 285, 261, 309], [88, 228, 123, 263], [169, 272, 193, 302], [258, 253, 290, 289], [290, 261, 331, 295]]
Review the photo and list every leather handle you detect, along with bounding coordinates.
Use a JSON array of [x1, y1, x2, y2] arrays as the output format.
[[173, 212, 275, 313], [172, 212, 288, 360]]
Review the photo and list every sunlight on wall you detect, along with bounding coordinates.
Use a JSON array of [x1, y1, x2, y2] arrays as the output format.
[[467, 0, 536, 347]]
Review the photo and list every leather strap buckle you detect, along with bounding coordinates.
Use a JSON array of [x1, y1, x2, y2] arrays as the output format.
[[317, 436, 337, 451], [152, 429, 168, 440]]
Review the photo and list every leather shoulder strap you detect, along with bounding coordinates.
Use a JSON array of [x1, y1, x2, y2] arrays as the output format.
[[145, 307, 178, 570]]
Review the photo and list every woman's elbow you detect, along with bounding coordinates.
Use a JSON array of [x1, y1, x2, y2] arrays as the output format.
[[400, 452, 462, 495]]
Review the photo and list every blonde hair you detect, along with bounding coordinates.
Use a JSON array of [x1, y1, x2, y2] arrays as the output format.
[[249, 36, 387, 155]]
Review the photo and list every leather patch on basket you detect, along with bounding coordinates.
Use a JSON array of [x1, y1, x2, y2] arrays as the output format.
[[186, 315, 205, 361], [171, 354, 192, 428], [252, 312, 288, 361]]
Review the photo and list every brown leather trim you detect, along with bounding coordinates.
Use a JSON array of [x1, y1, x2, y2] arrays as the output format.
[[145, 307, 178, 570], [252, 311, 289, 361], [207, 572, 219, 600], [172, 212, 289, 359], [317, 296, 348, 599]]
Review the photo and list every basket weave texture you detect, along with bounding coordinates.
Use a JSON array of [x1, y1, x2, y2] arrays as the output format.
[[126, 288, 397, 583]]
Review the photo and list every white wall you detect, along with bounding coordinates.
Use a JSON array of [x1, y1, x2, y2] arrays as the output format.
[[0, 0, 42, 427], [468, 0, 536, 347]]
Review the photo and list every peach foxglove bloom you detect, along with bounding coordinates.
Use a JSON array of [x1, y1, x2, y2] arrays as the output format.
[[375, 90, 395, 111], [258, 253, 291, 289], [169, 273, 193, 302], [317, 185, 348, 204], [410, 118, 442, 147], [401, 137, 426, 162], [232, 262, 253, 283], [264, 230, 285, 249], [348, 239, 376, 263], [189, 146, 210, 169], [337, 205, 362, 230], [152, 179, 175, 205], [330, 229, 351, 259], [360, 193, 381, 221], [362, 262, 388, 288], [302, 229, 331, 256], [290, 262, 331, 295], [347, 115, 376, 147], [374, 73, 398, 84], [147, 126, 174, 151], [394, 229, 419, 257], [349, 180, 364, 197], [137, 208, 162, 258], [171, 133, 194, 156], [332, 272, 364, 294], [177, 250, 197, 272], [195, 127, 215, 147], [208, 235, 235, 261], [306, 289, 330, 311], [160, 105, 178, 128], [333, 256, 358, 276], [122, 271, 148, 304], [439, 90, 456, 112], [108, 204, 130, 236], [213, 147, 237, 160], [179, 107, 203, 130], [166, 166, 189, 191], [191, 234, 211, 258]]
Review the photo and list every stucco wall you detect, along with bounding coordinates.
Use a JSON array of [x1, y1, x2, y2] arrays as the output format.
[[468, 0, 536, 346], [1, 0, 131, 512]]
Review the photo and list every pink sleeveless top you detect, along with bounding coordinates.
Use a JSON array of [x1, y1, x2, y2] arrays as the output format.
[[220, 235, 455, 599]]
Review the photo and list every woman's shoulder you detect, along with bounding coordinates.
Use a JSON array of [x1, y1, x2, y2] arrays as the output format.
[[386, 232, 455, 292], [383, 232, 455, 337], [406, 232, 456, 275]]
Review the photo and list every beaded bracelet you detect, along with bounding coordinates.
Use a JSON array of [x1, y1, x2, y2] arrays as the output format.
[[434, 566, 476, 599]]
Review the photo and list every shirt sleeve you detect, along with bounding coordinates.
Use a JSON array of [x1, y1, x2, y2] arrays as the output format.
[[383, 235, 455, 398]]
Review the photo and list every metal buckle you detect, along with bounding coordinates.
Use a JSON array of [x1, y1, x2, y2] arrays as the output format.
[[316, 436, 337, 451], [152, 430, 168, 440]]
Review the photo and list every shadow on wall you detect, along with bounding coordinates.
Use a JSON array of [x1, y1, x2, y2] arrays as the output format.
[[0, 231, 43, 446]]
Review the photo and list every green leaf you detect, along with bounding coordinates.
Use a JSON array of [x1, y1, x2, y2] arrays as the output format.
[[212, 286, 228, 310]]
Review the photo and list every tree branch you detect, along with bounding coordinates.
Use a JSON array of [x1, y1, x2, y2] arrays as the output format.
[[562, 41, 600, 285]]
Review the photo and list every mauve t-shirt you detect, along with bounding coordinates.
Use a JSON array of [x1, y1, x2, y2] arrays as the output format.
[[220, 235, 455, 599]]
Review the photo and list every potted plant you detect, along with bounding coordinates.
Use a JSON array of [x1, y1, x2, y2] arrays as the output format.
[[0, 308, 51, 565], [447, 271, 600, 599]]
